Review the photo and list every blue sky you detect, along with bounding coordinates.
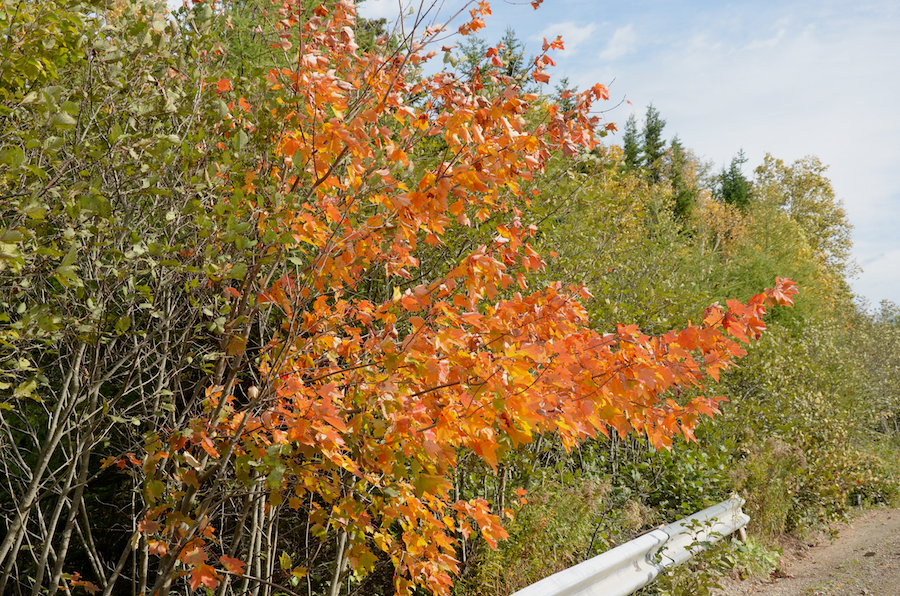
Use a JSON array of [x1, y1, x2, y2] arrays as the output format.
[[360, 0, 900, 308]]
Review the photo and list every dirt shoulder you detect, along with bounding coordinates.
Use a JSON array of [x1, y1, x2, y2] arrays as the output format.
[[715, 507, 900, 596]]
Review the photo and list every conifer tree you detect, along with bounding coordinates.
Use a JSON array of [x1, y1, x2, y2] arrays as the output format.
[[623, 114, 640, 170], [553, 76, 577, 111], [670, 136, 696, 221], [718, 149, 752, 210], [642, 103, 667, 182], [499, 27, 529, 80]]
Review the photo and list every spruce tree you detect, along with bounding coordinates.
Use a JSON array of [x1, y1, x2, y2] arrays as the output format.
[[718, 149, 752, 210], [642, 103, 667, 182], [553, 77, 577, 112], [622, 114, 640, 170], [499, 27, 529, 81], [670, 136, 695, 221]]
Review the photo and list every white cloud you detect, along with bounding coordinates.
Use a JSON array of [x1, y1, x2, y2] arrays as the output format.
[[598, 24, 636, 61], [534, 21, 597, 55]]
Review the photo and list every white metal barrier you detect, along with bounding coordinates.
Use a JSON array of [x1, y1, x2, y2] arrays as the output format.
[[510, 496, 750, 596]]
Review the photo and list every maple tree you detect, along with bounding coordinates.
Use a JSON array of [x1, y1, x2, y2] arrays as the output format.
[[126, 2, 795, 595], [0, 0, 800, 594]]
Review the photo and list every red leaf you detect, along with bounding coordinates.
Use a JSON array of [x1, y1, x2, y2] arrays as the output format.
[[592, 83, 610, 100], [532, 70, 550, 84], [189, 564, 219, 591], [70, 579, 100, 595], [181, 545, 208, 566], [220, 555, 247, 577], [770, 276, 799, 306], [138, 520, 160, 533]]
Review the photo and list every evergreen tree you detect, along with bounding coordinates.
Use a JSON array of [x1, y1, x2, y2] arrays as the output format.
[[214, 0, 281, 76], [670, 136, 695, 221], [717, 149, 752, 210], [553, 77, 577, 112], [642, 103, 667, 182], [622, 114, 640, 170], [459, 35, 490, 72], [456, 29, 535, 91], [499, 27, 529, 81], [211, 0, 389, 76]]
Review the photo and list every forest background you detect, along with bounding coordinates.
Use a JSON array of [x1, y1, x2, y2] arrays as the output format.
[[0, 1, 898, 596]]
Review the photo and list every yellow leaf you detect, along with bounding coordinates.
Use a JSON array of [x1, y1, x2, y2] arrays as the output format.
[[279, 551, 292, 571]]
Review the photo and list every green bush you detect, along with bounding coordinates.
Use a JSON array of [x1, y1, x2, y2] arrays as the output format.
[[730, 437, 805, 540], [643, 441, 732, 518]]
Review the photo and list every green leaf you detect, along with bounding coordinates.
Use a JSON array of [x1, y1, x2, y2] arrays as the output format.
[[266, 462, 286, 489], [0, 146, 24, 167], [0, 229, 24, 243], [234, 130, 249, 150], [115, 316, 131, 334], [215, 100, 229, 118], [23, 203, 46, 220], [151, 15, 166, 32], [43, 136, 65, 152], [146, 480, 166, 501], [14, 379, 37, 398], [59, 246, 77, 268], [50, 111, 77, 129], [101, 49, 124, 63], [109, 123, 123, 143], [227, 262, 247, 280]]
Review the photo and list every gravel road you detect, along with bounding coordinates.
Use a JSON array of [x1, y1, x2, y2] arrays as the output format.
[[715, 507, 900, 596]]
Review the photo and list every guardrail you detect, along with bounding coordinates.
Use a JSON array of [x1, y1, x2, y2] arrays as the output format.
[[510, 496, 750, 596]]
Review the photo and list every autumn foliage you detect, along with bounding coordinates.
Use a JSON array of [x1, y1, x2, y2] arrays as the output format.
[[0, 0, 799, 594], [116, 1, 801, 595]]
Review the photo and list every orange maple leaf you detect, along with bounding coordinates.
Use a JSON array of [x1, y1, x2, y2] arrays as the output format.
[[188, 564, 219, 591], [220, 555, 247, 577]]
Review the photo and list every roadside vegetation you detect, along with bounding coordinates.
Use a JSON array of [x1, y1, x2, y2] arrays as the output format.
[[1, 1, 898, 595]]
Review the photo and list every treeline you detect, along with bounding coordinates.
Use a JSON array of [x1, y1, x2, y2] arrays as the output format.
[[0, 1, 898, 596]]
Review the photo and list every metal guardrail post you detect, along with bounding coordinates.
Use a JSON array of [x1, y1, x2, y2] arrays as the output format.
[[510, 496, 750, 596]]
